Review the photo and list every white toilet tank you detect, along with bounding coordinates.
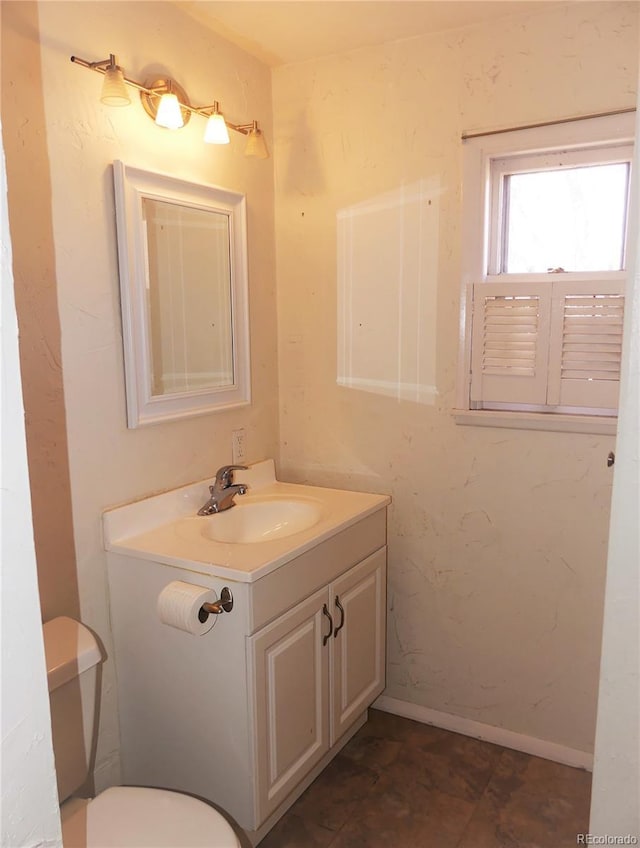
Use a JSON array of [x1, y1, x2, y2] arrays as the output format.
[[43, 617, 102, 804]]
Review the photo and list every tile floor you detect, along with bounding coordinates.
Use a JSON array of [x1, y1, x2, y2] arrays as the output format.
[[257, 709, 591, 848]]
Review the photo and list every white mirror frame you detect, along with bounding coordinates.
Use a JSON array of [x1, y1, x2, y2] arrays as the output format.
[[113, 161, 250, 427]]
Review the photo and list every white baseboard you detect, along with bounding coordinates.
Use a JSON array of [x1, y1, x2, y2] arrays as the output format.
[[373, 695, 593, 772], [92, 753, 122, 795]]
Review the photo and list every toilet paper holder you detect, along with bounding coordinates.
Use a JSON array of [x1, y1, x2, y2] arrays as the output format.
[[198, 587, 234, 622]]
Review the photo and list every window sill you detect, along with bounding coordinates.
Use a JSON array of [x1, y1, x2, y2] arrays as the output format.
[[453, 409, 617, 435]]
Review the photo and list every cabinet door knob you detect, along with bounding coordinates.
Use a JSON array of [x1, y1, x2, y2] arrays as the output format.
[[334, 596, 345, 638], [322, 604, 333, 646]]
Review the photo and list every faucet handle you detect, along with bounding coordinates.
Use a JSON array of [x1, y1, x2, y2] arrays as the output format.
[[215, 464, 248, 486]]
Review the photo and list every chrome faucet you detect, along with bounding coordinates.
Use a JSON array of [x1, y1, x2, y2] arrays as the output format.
[[197, 465, 248, 515]]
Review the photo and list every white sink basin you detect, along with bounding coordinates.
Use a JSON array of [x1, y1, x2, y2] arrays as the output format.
[[103, 459, 391, 581], [201, 496, 323, 544]]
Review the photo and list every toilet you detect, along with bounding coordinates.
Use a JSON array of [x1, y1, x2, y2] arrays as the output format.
[[43, 616, 242, 847]]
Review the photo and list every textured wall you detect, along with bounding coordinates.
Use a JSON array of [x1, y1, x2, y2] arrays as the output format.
[[4, 0, 278, 789], [273, 1, 639, 754]]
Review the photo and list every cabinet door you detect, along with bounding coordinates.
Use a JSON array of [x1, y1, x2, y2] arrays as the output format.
[[249, 587, 331, 824], [330, 547, 387, 743]]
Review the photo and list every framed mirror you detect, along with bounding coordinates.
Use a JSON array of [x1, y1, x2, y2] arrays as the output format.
[[113, 161, 250, 427]]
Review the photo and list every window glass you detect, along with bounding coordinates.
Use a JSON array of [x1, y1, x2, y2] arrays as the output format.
[[502, 162, 629, 273]]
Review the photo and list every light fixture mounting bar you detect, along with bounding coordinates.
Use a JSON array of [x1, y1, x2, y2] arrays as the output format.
[[71, 55, 150, 97], [227, 120, 259, 137]]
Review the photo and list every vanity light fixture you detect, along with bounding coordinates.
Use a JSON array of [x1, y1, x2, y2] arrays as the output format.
[[153, 84, 185, 130], [244, 122, 269, 160], [70, 52, 269, 158], [204, 103, 230, 145], [99, 55, 131, 106], [139, 78, 192, 129]]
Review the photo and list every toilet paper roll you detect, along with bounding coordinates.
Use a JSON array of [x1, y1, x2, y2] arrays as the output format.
[[157, 581, 218, 636]]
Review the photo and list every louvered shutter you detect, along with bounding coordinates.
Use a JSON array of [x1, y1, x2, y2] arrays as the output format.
[[547, 280, 624, 410], [469, 282, 552, 405]]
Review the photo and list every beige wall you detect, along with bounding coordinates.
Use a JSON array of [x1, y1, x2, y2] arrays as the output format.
[[3, 0, 278, 787], [273, 1, 639, 755]]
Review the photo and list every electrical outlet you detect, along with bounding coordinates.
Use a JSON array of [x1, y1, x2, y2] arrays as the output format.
[[232, 428, 247, 464]]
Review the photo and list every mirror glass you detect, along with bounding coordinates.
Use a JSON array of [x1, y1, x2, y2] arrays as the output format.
[[144, 198, 233, 395], [113, 162, 250, 427]]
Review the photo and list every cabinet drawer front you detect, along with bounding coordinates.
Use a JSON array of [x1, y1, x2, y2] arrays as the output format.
[[331, 548, 387, 743], [248, 588, 330, 826]]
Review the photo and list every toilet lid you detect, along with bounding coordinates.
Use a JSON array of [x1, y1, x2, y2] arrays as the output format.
[[62, 786, 242, 848]]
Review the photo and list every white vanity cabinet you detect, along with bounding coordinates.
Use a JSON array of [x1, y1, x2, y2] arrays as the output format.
[[249, 548, 386, 823], [104, 467, 389, 845]]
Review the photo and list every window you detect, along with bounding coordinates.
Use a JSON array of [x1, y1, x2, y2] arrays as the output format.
[[456, 113, 635, 434]]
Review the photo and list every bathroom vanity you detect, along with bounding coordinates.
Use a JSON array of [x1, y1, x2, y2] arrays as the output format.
[[103, 461, 389, 845]]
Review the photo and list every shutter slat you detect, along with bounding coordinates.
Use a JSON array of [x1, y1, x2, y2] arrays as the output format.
[[562, 369, 621, 381], [485, 309, 538, 316], [562, 351, 621, 363], [564, 318, 624, 329], [484, 334, 537, 342], [564, 301, 623, 309], [564, 310, 624, 319], [484, 348, 538, 358], [562, 333, 622, 344], [562, 361, 621, 372], [483, 342, 537, 351], [485, 315, 538, 333], [563, 342, 622, 351], [483, 367, 537, 377]]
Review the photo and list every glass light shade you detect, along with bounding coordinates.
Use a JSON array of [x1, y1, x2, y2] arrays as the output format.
[[204, 113, 230, 144], [244, 128, 269, 160], [100, 67, 130, 106], [155, 93, 184, 129]]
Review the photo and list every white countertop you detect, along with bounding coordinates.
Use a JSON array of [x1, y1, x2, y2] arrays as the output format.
[[103, 461, 390, 583]]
